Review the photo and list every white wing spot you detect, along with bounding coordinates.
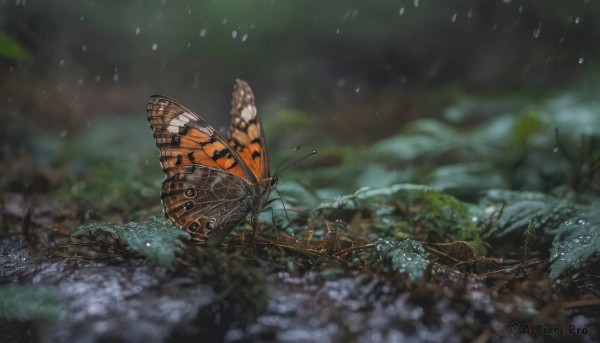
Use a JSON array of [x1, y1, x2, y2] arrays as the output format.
[[182, 112, 196, 121], [166, 113, 196, 133], [197, 126, 213, 135], [240, 105, 256, 121], [167, 119, 185, 133]]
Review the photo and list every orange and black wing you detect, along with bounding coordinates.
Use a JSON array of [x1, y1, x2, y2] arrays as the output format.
[[147, 95, 256, 183], [227, 79, 270, 180]]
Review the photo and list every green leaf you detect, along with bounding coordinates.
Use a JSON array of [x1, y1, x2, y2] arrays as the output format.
[[74, 217, 189, 270], [313, 184, 483, 245], [481, 190, 575, 237], [513, 111, 544, 144], [264, 180, 321, 229], [0, 285, 67, 321], [371, 134, 444, 161], [549, 206, 600, 279], [275, 180, 321, 209], [426, 163, 508, 199], [0, 32, 29, 61], [374, 238, 428, 283], [356, 163, 413, 189]]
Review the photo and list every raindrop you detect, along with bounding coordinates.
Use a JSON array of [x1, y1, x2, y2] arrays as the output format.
[[533, 26, 541, 38], [145, 242, 152, 247], [152, 43, 158, 50], [59, 130, 67, 138], [113, 73, 119, 82], [518, 6, 523, 13], [399, 7, 405, 15], [467, 8, 473, 18], [575, 17, 581, 24], [135, 27, 141, 35], [241, 34, 248, 42], [451, 13, 458, 22], [95, 75, 101, 82], [80, 15, 85, 21], [82, 45, 87, 52], [355, 87, 360, 93], [553, 147, 559, 152], [578, 57, 584, 64], [336, 29, 340, 34], [342, 10, 351, 21], [59, 59, 65, 66], [199, 28, 207, 37], [232, 30, 238, 39], [187, 41, 191, 48], [413, 0, 419, 7], [221, 18, 228, 24], [78, 79, 83, 85]]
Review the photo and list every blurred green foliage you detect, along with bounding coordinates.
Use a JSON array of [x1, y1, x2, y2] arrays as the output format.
[[0, 32, 28, 61], [0, 285, 67, 321], [480, 189, 575, 238]]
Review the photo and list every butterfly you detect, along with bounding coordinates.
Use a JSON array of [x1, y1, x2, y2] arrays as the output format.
[[146, 79, 276, 241]]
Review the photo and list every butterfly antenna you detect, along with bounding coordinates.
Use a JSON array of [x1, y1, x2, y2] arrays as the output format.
[[274, 148, 317, 178], [274, 146, 301, 174]]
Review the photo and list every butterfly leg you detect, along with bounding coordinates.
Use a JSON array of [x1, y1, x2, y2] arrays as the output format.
[[250, 215, 260, 243]]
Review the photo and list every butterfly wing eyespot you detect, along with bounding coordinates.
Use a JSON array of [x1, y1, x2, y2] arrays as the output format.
[[183, 201, 195, 210], [189, 222, 200, 232], [148, 80, 275, 241], [159, 165, 257, 241], [184, 188, 197, 198], [205, 219, 216, 231]]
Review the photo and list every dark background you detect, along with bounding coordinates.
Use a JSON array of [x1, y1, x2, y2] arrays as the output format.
[[0, 0, 599, 192]]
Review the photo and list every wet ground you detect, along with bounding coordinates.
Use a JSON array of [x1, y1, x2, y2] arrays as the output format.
[[2, 232, 596, 343]]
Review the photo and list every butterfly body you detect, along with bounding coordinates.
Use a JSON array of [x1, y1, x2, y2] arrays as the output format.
[[147, 80, 274, 241]]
